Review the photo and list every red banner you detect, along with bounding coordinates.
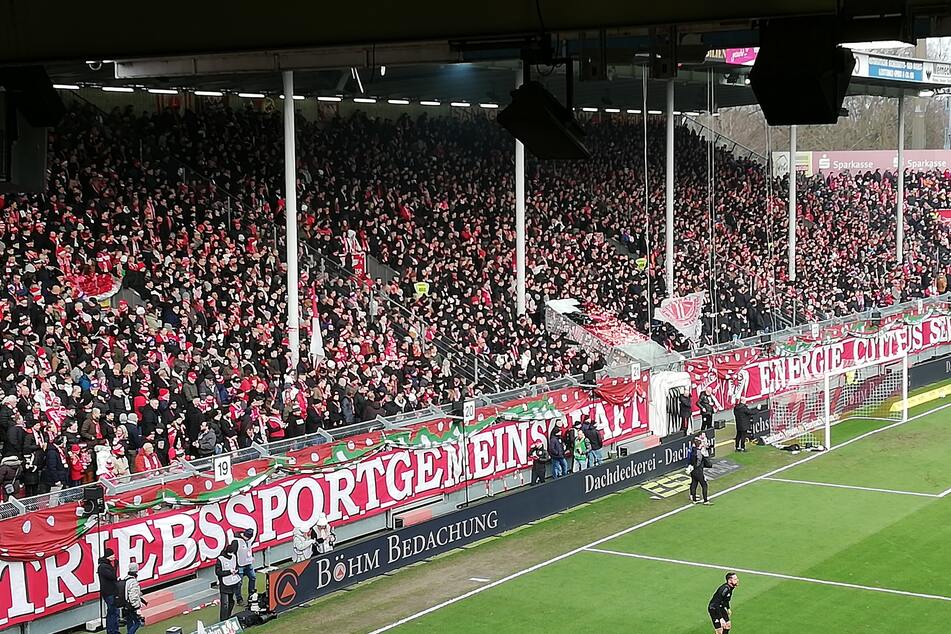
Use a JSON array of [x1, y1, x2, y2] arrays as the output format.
[[0, 377, 648, 628], [688, 314, 951, 413]]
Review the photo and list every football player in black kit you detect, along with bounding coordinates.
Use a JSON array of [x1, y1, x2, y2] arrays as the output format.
[[708, 572, 739, 633]]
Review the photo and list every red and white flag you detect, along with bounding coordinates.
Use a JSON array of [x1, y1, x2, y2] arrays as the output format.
[[656, 291, 707, 342]]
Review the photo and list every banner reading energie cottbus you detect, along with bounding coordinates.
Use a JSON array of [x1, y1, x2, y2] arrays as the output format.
[[688, 313, 951, 414], [0, 376, 648, 628]]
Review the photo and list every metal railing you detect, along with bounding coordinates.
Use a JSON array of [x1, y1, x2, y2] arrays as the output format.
[[300, 240, 519, 393], [363, 252, 400, 286], [682, 115, 767, 165]]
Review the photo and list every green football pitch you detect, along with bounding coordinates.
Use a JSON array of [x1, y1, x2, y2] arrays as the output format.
[[371, 397, 951, 634]]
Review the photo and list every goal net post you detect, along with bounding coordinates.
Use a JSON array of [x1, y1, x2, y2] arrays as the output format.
[[766, 353, 908, 450]]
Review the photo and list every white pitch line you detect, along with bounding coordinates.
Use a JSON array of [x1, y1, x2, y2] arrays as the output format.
[[367, 401, 951, 634], [939, 486, 951, 498], [763, 477, 940, 498], [585, 548, 951, 603]]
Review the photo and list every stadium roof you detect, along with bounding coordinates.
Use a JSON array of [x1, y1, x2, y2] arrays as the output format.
[[2, 0, 951, 64], [4, 1, 951, 112]]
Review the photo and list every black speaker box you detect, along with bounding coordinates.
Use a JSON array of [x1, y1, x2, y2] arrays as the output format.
[[0, 66, 65, 128], [749, 18, 855, 126], [497, 81, 590, 160]]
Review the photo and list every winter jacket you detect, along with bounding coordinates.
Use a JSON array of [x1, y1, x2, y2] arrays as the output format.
[[688, 447, 712, 477], [678, 394, 692, 418], [528, 444, 550, 463], [236, 535, 254, 566], [68, 451, 85, 481], [139, 406, 159, 438], [134, 451, 162, 473], [182, 382, 199, 403], [581, 423, 603, 451], [196, 429, 216, 457], [80, 417, 103, 443], [124, 423, 143, 451], [42, 446, 68, 485], [125, 576, 144, 609], [292, 526, 315, 562], [733, 403, 752, 432], [548, 434, 566, 459], [98, 557, 118, 598], [3, 425, 24, 457], [572, 434, 589, 461]]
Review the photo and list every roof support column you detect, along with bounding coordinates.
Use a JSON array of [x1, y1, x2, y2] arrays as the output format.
[[897, 91, 905, 265], [788, 125, 797, 282], [283, 70, 300, 367], [515, 61, 527, 316], [665, 79, 675, 298]]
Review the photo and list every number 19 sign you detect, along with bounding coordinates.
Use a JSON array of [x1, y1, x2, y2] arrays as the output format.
[[214, 454, 233, 483]]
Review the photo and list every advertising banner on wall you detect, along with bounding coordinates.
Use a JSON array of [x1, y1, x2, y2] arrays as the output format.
[[772, 150, 951, 178], [0, 378, 650, 629], [854, 53, 925, 82], [688, 314, 951, 414], [266, 429, 713, 612], [909, 354, 951, 388]]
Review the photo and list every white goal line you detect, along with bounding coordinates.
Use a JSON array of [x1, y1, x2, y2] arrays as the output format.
[[584, 548, 951, 603], [763, 477, 943, 498], [366, 400, 951, 634]]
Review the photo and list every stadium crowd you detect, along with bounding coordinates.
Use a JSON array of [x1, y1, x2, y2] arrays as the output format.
[[0, 101, 947, 498]]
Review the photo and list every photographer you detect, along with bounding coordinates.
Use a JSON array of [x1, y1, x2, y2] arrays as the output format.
[[215, 541, 241, 622], [234, 528, 256, 606], [312, 515, 336, 554], [292, 521, 316, 562], [121, 562, 147, 634]]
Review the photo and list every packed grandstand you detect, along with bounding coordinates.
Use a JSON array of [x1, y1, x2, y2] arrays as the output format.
[[0, 101, 949, 498]]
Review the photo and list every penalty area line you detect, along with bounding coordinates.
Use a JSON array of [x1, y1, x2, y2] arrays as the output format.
[[584, 548, 951, 603], [763, 477, 940, 498], [366, 400, 951, 633]]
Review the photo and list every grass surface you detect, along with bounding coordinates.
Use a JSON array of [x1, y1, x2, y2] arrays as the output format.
[[387, 397, 951, 633], [134, 385, 950, 634]]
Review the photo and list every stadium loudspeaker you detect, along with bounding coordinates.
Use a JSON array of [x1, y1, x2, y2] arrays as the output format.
[[497, 81, 591, 160], [0, 66, 65, 128], [0, 67, 62, 193], [748, 18, 855, 126], [870, 310, 882, 327], [81, 485, 105, 516], [393, 518, 404, 529]]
